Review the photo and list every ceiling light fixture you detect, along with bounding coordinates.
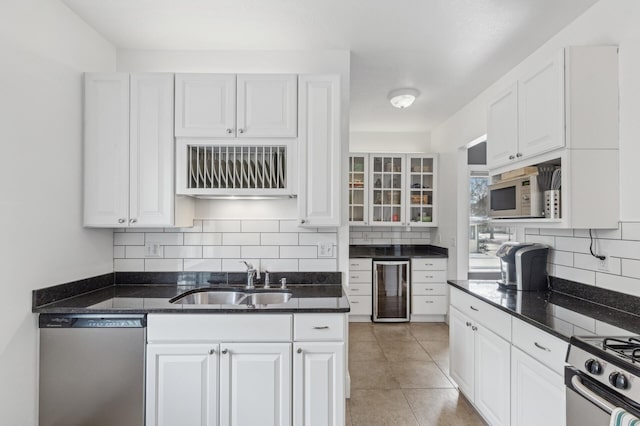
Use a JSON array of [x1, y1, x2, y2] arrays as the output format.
[[388, 88, 420, 109]]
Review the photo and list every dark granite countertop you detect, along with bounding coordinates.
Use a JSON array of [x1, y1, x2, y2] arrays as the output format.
[[448, 280, 640, 341], [33, 272, 349, 314], [350, 244, 448, 259]]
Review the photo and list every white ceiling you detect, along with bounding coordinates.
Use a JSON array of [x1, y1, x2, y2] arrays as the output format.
[[62, 0, 599, 133]]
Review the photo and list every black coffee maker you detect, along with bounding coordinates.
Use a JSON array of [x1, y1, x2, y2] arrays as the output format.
[[496, 242, 549, 291]]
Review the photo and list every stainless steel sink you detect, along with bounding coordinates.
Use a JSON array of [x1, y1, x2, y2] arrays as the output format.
[[170, 289, 293, 306]]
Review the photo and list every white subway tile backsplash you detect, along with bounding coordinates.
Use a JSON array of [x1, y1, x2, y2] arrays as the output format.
[[599, 239, 640, 258], [145, 259, 184, 272], [538, 228, 573, 237], [184, 259, 222, 272], [621, 259, 640, 279], [184, 233, 222, 246], [126, 227, 163, 233], [524, 228, 540, 235], [280, 220, 317, 233], [241, 220, 279, 232], [349, 226, 432, 245], [596, 273, 640, 296], [574, 253, 621, 275], [549, 250, 573, 267], [222, 258, 259, 272], [280, 246, 317, 259], [574, 227, 622, 240], [125, 246, 153, 259], [554, 265, 595, 285], [113, 246, 125, 258], [222, 233, 260, 246], [299, 259, 338, 272], [261, 233, 299, 246], [146, 233, 183, 246], [166, 220, 202, 233], [114, 259, 144, 272], [299, 233, 337, 245], [114, 233, 144, 246], [555, 237, 591, 254], [203, 220, 241, 233], [241, 246, 279, 259], [164, 246, 203, 259], [261, 259, 299, 272], [622, 222, 640, 240], [524, 234, 555, 247], [203, 246, 241, 259]]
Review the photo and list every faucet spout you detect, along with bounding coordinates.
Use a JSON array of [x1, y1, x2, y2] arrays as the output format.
[[240, 261, 257, 289]]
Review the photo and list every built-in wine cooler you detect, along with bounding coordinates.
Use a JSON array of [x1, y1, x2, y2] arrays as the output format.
[[373, 261, 410, 322]]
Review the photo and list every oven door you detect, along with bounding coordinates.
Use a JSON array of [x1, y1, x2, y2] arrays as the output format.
[[565, 367, 640, 426]]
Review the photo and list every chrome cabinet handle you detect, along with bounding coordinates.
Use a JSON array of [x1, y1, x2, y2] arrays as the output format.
[[534, 342, 551, 352], [425, 301, 434, 304], [313, 326, 329, 330], [351, 288, 359, 291], [221, 349, 228, 354], [509, 155, 515, 160], [300, 219, 306, 224], [351, 301, 360, 304], [466, 322, 472, 327], [516, 152, 523, 157], [424, 275, 433, 279], [118, 218, 126, 224], [129, 218, 137, 224], [226, 128, 233, 134], [471, 326, 478, 331], [209, 349, 216, 355], [238, 129, 244, 134], [470, 306, 479, 311], [297, 348, 302, 354]]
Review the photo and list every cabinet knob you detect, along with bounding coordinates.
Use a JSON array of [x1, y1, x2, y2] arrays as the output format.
[[516, 152, 523, 158], [221, 349, 228, 354], [471, 326, 478, 331], [238, 129, 244, 134], [209, 349, 216, 355], [466, 321, 472, 327], [297, 348, 303, 354], [118, 218, 126, 224], [129, 218, 137, 224], [508, 155, 515, 160], [300, 219, 306, 224], [226, 128, 233, 134]]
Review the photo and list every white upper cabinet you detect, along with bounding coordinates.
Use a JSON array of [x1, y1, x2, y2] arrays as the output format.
[[84, 73, 194, 228], [175, 74, 236, 138], [487, 83, 518, 168], [517, 52, 564, 159], [297, 75, 341, 227], [237, 75, 297, 138], [175, 73, 297, 138], [84, 73, 130, 226]]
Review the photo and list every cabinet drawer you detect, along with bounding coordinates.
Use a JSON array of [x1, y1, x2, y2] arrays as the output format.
[[349, 270, 372, 283], [294, 314, 344, 341], [348, 283, 372, 296], [450, 287, 511, 340], [512, 318, 568, 375], [412, 296, 447, 315], [412, 270, 447, 283], [147, 314, 292, 342], [348, 295, 372, 316], [411, 258, 447, 271], [412, 283, 447, 296], [349, 258, 372, 271]]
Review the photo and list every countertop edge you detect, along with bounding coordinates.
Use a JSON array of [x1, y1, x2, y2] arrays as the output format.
[[447, 280, 570, 342]]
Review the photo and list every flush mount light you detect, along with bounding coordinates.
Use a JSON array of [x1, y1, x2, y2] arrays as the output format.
[[389, 88, 420, 109]]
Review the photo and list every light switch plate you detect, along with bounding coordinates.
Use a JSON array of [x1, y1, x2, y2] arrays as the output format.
[[318, 242, 334, 257], [145, 242, 162, 258]]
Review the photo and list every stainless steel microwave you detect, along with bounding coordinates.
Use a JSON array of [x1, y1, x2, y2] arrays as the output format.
[[489, 175, 543, 218]]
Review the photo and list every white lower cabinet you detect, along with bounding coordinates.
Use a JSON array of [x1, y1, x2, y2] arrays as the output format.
[[293, 342, 345, 426], [146, 314, 345, 426], [220, 343, 291, 426], [511, 346, 565, 426], [146, 344, 218, 426], [449, 307, 475, 399]]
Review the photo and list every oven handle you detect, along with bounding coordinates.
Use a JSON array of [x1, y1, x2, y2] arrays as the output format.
[[571, 375, 617, 414]]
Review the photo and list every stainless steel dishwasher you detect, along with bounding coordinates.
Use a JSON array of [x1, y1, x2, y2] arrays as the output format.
[[39, 314, 146, 426]]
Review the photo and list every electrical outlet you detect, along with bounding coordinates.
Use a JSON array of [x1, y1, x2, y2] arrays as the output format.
[[450, 237, 456, 248], [144, 242, 162, 258], [318, 242, 334, 257], [597, 253, 609, 271]]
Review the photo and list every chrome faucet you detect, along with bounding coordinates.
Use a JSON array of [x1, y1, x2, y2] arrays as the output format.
[[264, 270, 271, 289], [241, 261, 260, 289]]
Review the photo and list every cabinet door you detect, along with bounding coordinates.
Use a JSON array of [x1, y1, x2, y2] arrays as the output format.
[[487, 83, 518, 169], [518, 52, 565, 158], [84, 73, 130, 227], [406, 155, 437, 227], [129, 73, 175, 227], [474, 325, 511, 426], [146, 344, 218, 426], [220, 343, 291, 426], [237, 75, 297, 138], [449, 307, 475, 399], [297, 75, 341, 227], [175, 74, 236, 137], [348, 154, 369, 225], [293, 342, 345, 426], [511, 347, 565, 426], [369, 154, 405, 226]]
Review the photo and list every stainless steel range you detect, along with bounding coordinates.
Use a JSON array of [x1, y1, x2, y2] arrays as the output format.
[[565, 335, 640, 425]]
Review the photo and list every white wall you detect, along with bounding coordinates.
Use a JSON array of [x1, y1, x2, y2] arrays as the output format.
[[116, 49, 351, 276], [0, 1, 116, 423], [349, 131, 431, 153], [431, 0, 640, 286]]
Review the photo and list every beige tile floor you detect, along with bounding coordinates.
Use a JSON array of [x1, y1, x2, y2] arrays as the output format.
[[346, 322, 485, 426]]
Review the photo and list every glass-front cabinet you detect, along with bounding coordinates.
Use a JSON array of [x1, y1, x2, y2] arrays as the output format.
[[370, 155, 405, 226], [407, 155, 437, 226], [348, 155, 368, 225]]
